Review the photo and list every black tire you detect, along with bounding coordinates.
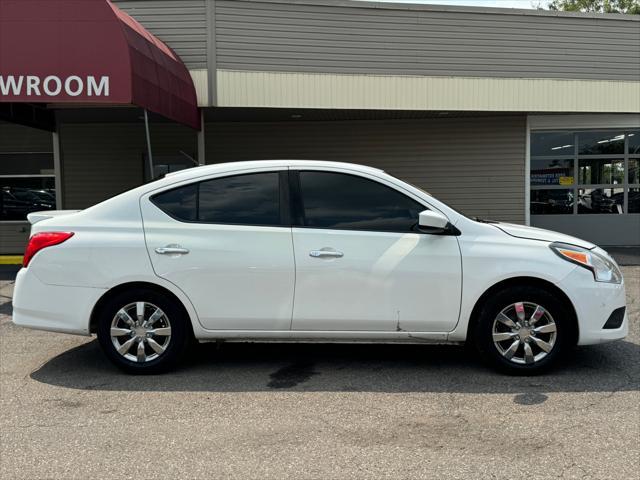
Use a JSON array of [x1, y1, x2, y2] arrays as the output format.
[[472, 285, 575, 375], [96, 288, 191, 374]]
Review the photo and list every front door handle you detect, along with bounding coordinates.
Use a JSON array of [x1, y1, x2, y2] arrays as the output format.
[[155, 245, 190, 255], [309, 249, 344, 258]]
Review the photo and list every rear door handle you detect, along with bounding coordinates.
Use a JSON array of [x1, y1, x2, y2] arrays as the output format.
[[155, 245, 190, 255], [309, 249, 343, 258]]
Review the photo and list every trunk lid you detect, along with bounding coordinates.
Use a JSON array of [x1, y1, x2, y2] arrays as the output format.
[[27, 210, 81, 225]]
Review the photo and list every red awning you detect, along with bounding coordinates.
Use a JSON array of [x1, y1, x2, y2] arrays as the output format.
[[0, 0, 200, 129]]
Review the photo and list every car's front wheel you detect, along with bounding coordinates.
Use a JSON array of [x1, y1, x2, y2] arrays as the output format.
[[96, 289, 191, 374], [472, 285, 574, 375]]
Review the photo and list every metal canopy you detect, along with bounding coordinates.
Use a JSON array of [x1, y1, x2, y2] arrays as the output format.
[[0, 0, 200, 130]]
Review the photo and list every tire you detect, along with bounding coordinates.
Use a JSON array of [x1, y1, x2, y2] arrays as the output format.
[[96, 288, 191, 374], [472, 285, 574, 375]]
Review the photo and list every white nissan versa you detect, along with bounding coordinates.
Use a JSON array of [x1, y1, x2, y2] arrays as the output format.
[[13, 161, 627, 375]]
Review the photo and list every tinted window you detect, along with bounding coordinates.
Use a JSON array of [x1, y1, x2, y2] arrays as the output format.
[[1, 152, 56, 221], [578, 131, 625, 155], [578, 188, 624, 214], [151, 172, 281, 226], [1, 177, 56, 221], [151, 184, 197, 221], [578, 159, 624, 185], [530, 158, 574, 186], [530, 132, 574, 156], [530, 189, 573, 215], [198, 172, 280, 225], [298, 171, 424, 232], [629, 130, 640, 155]]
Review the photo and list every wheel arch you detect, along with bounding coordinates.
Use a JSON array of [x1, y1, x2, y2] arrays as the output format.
[[89, 281, 196, 338], [467, 276, 579, 346]]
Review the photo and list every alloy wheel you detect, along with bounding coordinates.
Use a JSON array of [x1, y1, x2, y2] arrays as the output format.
[[492, 301, 557, 365], [110, 302, 172, 363]]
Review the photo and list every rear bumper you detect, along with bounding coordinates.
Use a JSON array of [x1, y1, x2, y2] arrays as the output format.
[[12, 268, 105, 336], [557, 267, 628, 346]]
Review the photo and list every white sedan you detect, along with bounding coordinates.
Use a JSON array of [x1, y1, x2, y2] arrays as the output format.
[[12, 161, 628, 374]]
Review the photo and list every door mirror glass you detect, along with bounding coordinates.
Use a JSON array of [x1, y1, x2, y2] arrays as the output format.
[[418, 210, 449, 231]]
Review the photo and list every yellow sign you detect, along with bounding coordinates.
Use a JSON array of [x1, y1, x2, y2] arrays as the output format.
[[559, 176, 574, 186]]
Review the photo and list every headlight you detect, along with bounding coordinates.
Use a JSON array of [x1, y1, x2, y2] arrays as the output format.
[[550, 242, 622, 284]]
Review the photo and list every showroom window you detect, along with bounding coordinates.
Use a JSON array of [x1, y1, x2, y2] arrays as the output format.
[[0, 152, 56, 221], [530, 129, 640, 215]]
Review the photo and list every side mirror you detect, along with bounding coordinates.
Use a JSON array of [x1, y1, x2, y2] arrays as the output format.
[[418, 210, 458, 235]]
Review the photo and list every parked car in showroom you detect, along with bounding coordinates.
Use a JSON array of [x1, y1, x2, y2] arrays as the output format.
[[12, 161, 627, 375]]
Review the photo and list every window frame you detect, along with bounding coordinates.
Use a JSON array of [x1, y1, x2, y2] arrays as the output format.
[[289, 169, 429, 234], [150, 170, 291, 228]]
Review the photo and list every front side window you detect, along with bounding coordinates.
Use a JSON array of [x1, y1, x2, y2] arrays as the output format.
[[298, 171, 424, 232], [151, 172, 281, 226]]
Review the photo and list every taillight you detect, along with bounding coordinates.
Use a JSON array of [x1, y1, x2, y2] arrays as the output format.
[[23, 232, 74, 267]]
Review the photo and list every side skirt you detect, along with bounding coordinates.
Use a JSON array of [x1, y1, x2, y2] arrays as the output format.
[[195, 330, 462, 345]]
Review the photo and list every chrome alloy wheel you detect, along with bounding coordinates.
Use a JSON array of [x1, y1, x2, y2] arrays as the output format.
[[110, 302, 172, 363], [492, 302, 557, 365]]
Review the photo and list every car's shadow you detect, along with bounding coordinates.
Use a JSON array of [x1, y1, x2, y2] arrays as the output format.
[[30, 339, 639, 397]]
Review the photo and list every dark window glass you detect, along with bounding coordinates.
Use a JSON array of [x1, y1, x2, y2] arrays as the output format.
[[578, 131, 625, 155], [629, 131, 640, 155], [1, 177, 56, 221], [530, 132, 574, 156], [198, 172, 280, 225], [530, 189, 573, 215], [630, 159, 640, 185], [629, 188, 640, 214], [0, 153, 54, 175], [151, 184, 197, 221], [578, 159, 624, 185], [578, 188, 623, 214], [151, 173, 281, 226], [530, 158, 574, 186], [299, 171, 424, 232]]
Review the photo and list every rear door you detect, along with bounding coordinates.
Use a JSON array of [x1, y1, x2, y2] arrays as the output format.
[[290, 169, 462, 332], [140, 168, 295, 331]]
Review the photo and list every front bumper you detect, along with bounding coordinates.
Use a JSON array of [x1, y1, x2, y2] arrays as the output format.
[[557, 266, 628, 345], [12, 268, 106, 336]]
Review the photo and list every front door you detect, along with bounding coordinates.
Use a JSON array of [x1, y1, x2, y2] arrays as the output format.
[[141, 169, 295, 330], [290, 170, 462, 332]]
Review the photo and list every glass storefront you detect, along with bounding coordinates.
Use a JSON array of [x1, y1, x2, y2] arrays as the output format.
[[530, 129, 640, 216], [1, 153, 56, 221]]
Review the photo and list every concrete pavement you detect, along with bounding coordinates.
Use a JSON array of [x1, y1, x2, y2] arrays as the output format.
[[0, 268, 638, 479]]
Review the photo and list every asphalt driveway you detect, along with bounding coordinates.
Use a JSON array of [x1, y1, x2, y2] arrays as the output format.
[[0, 267, 638, 479]]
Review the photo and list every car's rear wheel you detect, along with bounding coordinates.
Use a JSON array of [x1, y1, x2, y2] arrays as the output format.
[[96, 289, 191, 374], [472, 285, 574, 375]]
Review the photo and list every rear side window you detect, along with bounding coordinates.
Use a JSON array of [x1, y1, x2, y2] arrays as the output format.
[[298, 171, 424, 232], [151, 183, 197, 221], [151, 172, 281, 226]]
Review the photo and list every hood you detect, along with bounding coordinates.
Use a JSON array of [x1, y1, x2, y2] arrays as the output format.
[[491, 222, 596, 250]]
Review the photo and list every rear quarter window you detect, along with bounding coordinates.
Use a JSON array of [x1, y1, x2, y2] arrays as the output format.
[[150, 183, 197, 221]]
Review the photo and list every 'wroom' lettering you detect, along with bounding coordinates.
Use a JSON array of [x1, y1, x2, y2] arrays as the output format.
[[0, 75, 110, 98]]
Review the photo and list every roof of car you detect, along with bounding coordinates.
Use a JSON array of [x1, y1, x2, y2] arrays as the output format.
[[164, 160, 384, 181]]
